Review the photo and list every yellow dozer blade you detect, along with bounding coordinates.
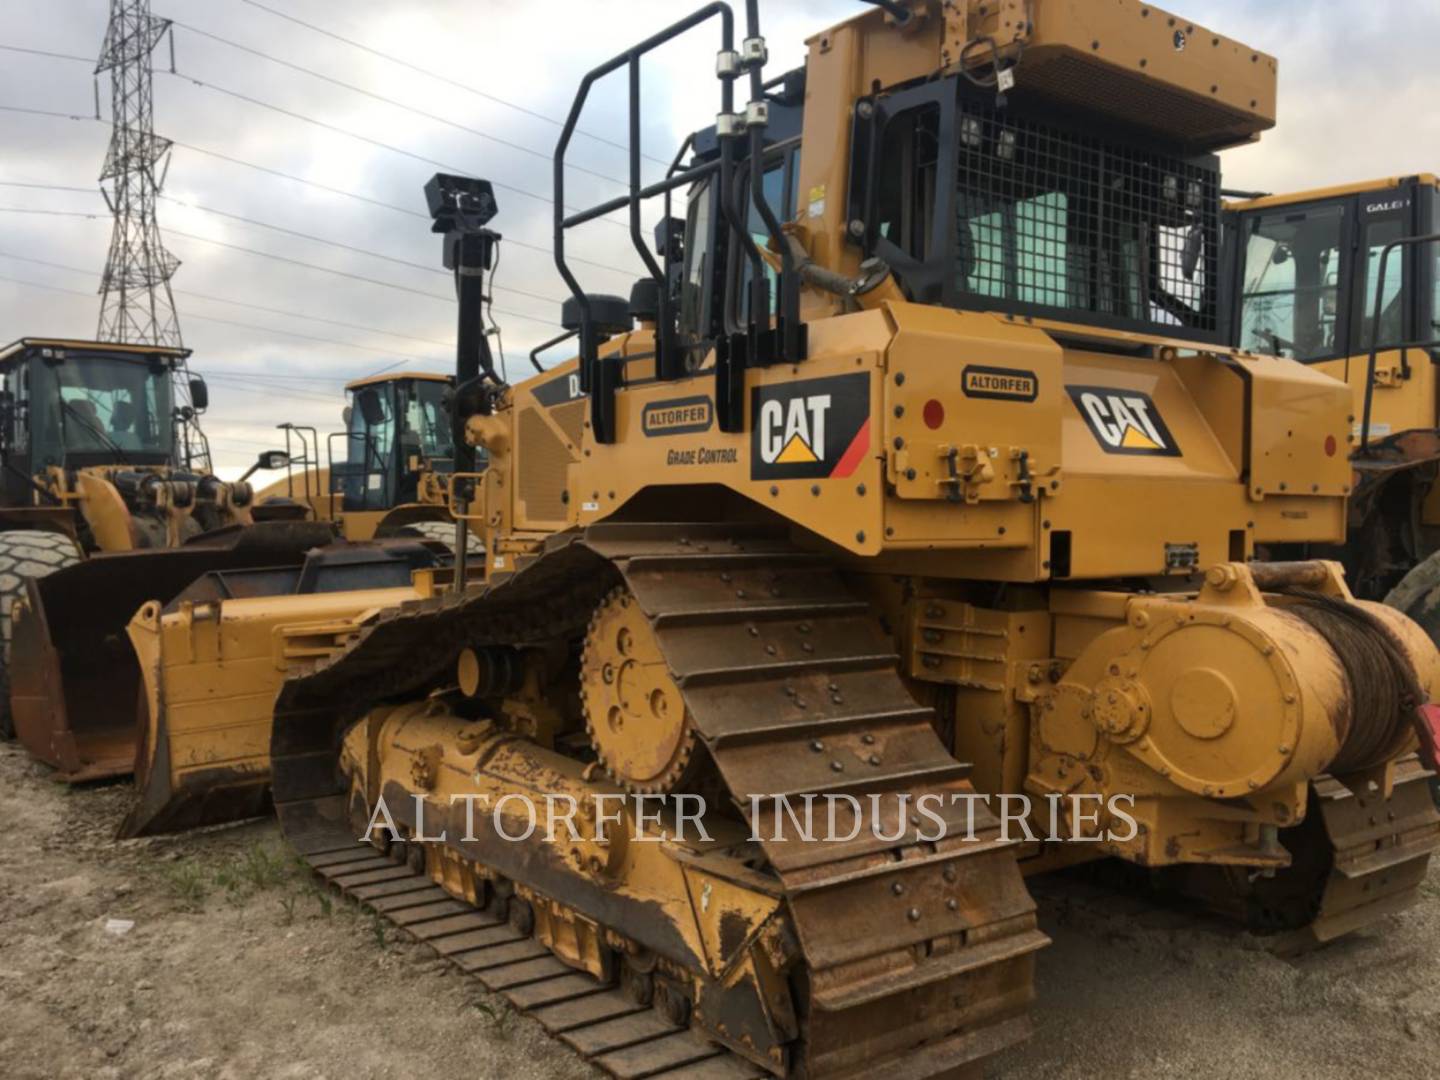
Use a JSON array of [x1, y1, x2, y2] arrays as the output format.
[[10, 522, 337, 783], [117, 541, 437, 837]]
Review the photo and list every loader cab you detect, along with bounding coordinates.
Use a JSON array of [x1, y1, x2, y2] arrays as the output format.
[[0, 339, 189, 502], [335, 373, 456, 512], [1223, 176, 1440, 440]]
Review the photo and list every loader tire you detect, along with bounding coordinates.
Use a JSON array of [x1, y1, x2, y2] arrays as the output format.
[[0, 529, 82, 739], [1385, 549, 1440, 804], [1384, 549, 1440, 631], [395, 520, 484, 556]]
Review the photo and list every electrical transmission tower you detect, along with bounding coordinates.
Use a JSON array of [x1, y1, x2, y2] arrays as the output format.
[[95, 0, 182, 347]]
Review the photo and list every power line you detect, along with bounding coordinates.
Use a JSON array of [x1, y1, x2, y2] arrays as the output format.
[[166, 68, 638, 229], [0, 207, 466, 308], [166, 226, 451, 300], [0, 247, 457, 352], [176, 287, 453, 351], [0, 101, 640, 278], [205, 373, 346, 403], [0, 206, 104, 219], [159, 194, 568, 306], [169, 20, 631, 189], [0, 180, 94, 194], [0, 44, 92, 64], [0, 102, 97, 121], [238, 0, 671, 168], [164, 228, 560, 328], [0, 271, 448, 364]]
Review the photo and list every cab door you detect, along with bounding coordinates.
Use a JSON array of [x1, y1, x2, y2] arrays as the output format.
[[1347, 179, 1436, 440]]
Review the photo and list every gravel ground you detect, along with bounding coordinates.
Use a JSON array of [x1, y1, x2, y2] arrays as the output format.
[[2, 738, 1436, 1079]]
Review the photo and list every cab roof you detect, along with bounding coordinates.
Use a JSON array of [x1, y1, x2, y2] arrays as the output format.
[[344, 371, 452, 392], [1225, 174, 1440, 213], [0, 338, 192, 368]]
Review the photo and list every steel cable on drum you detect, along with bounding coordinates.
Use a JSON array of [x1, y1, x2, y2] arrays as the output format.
[[1280, 590, 1421, 773]]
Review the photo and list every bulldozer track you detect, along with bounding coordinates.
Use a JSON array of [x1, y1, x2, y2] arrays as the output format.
[[1290, 758, 1440, 946], [1161, 755, 1440, 948], [299, 836, 769, 1079], [272, 522, 1043, 1078]]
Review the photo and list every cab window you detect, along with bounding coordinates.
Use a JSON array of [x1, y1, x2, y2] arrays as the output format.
[[404, 380, 454, 465], [679, 179, 714, 344], [1357, 216, 1407, 350], [1238, 204, 1344, 361], [736, 152, 797, 321], [342, 385, 396, 511]]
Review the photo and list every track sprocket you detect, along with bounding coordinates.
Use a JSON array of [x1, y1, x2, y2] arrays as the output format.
[[580, 584, 700, 794]]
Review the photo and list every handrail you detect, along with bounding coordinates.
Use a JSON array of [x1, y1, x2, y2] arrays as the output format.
[[1359, 232, 1440, 454], [276, 423, 319, 503], [529, 329, 577, 374], [325, 430, 345, 521], [553, 4, 745, 440], [742, 0, 802, 362]]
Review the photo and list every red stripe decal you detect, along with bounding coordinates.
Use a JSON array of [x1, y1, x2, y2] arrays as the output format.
[[829, 417, 871, 479]]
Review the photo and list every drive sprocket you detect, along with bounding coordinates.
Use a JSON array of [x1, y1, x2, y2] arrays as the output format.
[[580, 584, 700, 794]]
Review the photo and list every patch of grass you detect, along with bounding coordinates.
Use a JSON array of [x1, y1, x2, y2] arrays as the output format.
[[314, 889, 334, 918], [160, 860, 211, 909], [370, 914, 389, 949], [238, 842, 289, 890], [278, 895, 297, 926], [472, 1000, 498, 1023]]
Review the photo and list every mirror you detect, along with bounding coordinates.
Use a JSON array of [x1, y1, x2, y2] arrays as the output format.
[[1181, 222, 1205, 282], [238, 449, 290, 482], [357, 388, 385, 427], [654, 216, 684, 263], [342, 405, 353, 428], [957, 221, 976, 286], [189, 376, 209, 412]]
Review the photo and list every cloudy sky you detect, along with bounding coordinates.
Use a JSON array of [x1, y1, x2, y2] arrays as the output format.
[[2, 0, 1437, 477]]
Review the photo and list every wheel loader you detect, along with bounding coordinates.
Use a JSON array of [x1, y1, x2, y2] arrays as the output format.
[[1223, 177, 1440, 641], [0, 337, 326, 781], [125, 1, 1440, 1076], [117, 370, 483, 835], [255, 370, 481, 549]]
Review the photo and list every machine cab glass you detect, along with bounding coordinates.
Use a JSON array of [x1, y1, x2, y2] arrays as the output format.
[[20, 349, 176, 468], [337, 375, 455, 512]]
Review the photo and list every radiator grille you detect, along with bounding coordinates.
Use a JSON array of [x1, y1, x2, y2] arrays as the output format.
[[517, 407, 571, 524], [551, 400, 585, 448]]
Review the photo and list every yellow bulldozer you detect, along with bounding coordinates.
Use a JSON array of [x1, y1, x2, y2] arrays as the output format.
[[1224, 177, 1440, 638], [0, 337, 331, 781], [121, 1, 1440, 1076], [255, 370, 479, 549]]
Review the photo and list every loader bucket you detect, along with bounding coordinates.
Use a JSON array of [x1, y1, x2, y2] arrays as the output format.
[[118, 541, 439, 838], [9, 522, 338, 783]]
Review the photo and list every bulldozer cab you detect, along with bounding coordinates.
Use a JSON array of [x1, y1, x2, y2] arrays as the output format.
[[0, 339, 198, 494], [1224, 176, 1440, 444]]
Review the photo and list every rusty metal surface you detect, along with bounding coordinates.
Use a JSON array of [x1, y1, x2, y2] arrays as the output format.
[[12, 521, 337, 782], [270, 522, 1042, 1078], [293, 832, 766, 1080], [1165, 757, 1440, 944]]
